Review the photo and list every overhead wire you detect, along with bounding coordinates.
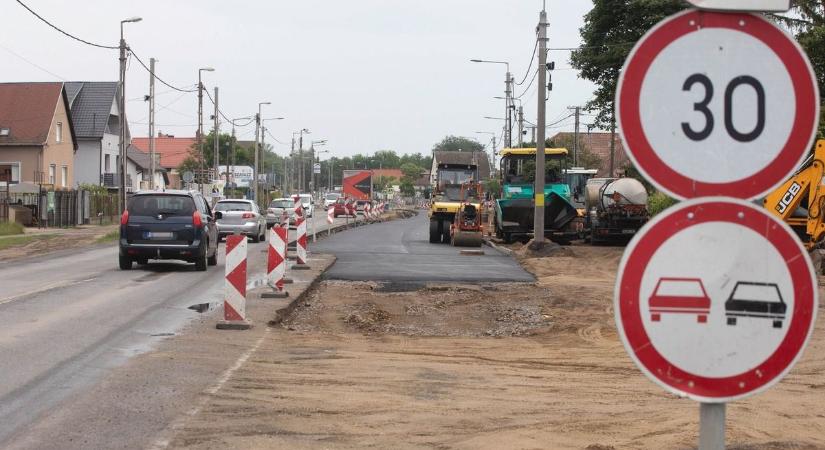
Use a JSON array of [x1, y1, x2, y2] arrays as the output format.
[[130, 49, 198, 93], [15, 0, 119, 50], [514, 40, 539, 86]]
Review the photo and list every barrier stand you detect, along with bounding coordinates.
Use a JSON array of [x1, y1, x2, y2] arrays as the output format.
[[262, 226, 289, 298], [281, 221, 295, 284], [327, 205, 334, 237], [217, 233, 252, 330], [291, 216, 311, 270]]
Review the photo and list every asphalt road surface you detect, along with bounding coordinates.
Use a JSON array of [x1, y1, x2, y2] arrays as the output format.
[[312, 212, 534, 283], [0, 212, 337, 448]]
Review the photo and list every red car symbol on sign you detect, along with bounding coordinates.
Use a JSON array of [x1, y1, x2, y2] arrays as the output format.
[[649, 277, 711, 323]]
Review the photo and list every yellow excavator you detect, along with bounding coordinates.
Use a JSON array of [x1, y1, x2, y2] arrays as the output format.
[[764, 139, 825, 252]]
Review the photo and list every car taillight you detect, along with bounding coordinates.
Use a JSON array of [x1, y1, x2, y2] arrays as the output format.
[[120, 210, 129, 225], [242, 212, 255, 219], [193, 210, 203, 228]]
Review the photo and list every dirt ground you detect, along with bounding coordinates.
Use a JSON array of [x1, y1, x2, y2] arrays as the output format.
[[0, 224, 117, 261], [169, 244, 825, 449]]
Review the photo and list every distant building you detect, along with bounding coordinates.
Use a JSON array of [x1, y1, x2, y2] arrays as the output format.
[[548, 131, 630, 177], [0, 82, 77, 188]]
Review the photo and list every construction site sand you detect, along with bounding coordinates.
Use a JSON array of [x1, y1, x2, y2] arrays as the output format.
[[169, 245, 825, 449]]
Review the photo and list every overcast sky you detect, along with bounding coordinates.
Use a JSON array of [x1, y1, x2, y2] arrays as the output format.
[[2, 0, 597, 157]]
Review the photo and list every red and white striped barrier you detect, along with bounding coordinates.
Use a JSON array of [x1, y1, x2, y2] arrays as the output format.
[[327, 205, 334, 224], [293, 216, 310, 270], [364, 203, 372, 220], [262, 226, 288, 298], [292, 194, 304, 219], [217, 234, 251, 330]]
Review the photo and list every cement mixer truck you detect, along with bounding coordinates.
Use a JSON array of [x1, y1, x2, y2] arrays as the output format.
[[584, 177, 650, 244]]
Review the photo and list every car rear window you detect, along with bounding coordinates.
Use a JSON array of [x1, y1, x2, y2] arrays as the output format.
[[270, 200, 292, 208], [129, 195, 195, 217], [216, 201, 253, 212], [730, 283, 782, 303]]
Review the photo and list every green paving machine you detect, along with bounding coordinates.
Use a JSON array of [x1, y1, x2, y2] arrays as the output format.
[[493, 147, 579, 244]]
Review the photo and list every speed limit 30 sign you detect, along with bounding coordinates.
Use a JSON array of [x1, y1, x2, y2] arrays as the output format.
[[616, 10, 819, 200]]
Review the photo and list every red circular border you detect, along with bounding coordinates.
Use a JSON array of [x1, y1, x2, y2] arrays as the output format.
[[618, 11, 818, 200], [618, 200, 816, 399]]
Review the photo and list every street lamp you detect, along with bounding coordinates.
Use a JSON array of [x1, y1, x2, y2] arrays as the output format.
[[295, 128, 310, 193], [259, 117, 284, 194], [118, 17, 142, 214], [471, 59, 513, 148], [252, 102, 270, 205]]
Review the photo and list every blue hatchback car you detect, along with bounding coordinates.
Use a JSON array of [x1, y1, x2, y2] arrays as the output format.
[[119, 190, 221, 271]]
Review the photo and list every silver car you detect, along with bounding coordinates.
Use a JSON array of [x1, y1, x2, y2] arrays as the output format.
[[215, 199, 267, 242], [266, 198, 298, 228]]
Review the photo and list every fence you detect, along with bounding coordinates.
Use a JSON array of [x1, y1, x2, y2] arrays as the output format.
[[0, 188, 123, 228], [0, 183, 8, 223]]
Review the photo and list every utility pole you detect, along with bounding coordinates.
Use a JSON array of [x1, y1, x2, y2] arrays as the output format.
[[261, 125, 267, 203], [518, 105, 524, 147], [290, 136, 295, 193], [213, 87, 219, 182], [505, 72, 513, 148], [610, 111, 617, 177], [148, 57, 156, 190], [253, 114, 260, 203], [299, 132, 304, 192], [533, 6, 548, 245], [117, 20, 134, 214], [197, 75, 204, 180], [568, 106, 581, 166], [230, 121, 236, 194]]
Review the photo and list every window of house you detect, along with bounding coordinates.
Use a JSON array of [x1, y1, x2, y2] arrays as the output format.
[[56, 122, 63, 143], [0, 162, 20, 184], [105, 154, 111, 172], [61, 166, 68, 187], [49, 164, 56, 184]]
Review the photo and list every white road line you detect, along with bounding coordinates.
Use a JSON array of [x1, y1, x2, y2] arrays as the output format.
[[148, 328, 269, 450], [0, 278, 97, 306]]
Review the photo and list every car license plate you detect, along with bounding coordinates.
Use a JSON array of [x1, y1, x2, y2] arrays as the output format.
[[145, 231, 174, 239], [622, 229, 636, 235]]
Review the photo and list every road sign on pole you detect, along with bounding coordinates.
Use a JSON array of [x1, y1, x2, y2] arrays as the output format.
[[616, 10, 819, 201], [615, 198, 817, 403]]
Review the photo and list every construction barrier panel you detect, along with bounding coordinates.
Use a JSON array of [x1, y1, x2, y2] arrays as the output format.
[[262, 226, 289, 298], [293, 217, 310, 269], [217, 234, 251, 330]]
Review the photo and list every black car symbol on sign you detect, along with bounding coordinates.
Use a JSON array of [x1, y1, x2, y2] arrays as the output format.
[[725, 282, 786, 328]]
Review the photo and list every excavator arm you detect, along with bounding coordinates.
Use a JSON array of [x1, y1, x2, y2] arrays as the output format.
[[764, 140, 825, 250]]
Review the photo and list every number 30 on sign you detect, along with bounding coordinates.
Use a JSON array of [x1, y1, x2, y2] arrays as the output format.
[[616, 10, 819, 201]]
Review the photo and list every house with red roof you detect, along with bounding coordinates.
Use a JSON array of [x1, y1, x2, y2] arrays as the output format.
[[131, 133, 197, 188], [0, 82, 78, 188], [548, 131, 630, 177]]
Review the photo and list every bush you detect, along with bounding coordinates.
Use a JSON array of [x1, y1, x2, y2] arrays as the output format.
[[648, 191, 678, 216], [0, 221, 25, 236]]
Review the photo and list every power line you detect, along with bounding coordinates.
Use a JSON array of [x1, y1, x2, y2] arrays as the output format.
[[130, 49, 197, 93], [0, 42, 67, 81], [515, 40, 539, 86], [265, 128, 289, 146], [15, 0, 118, 50], [548, 42, 636, 52], [515, 68, 538, 99]]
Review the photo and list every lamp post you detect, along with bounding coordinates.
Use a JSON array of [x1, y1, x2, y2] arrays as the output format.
[[296, 128, 310, 192], [118, 16, 141, 214], [310, 140, 326, 197], [471, 59, 512, 148]]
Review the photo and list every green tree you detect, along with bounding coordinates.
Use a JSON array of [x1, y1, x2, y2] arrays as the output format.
[[400, 163, 423, 181], [432, 135, 485, 153], [570, 0, 686, 129], [772, 3, 825, 138], [399, 179, 416, 196]]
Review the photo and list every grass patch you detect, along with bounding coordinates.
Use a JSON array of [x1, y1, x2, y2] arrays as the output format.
[[0, 221, 24, 236], [96, 230, 120, 244]]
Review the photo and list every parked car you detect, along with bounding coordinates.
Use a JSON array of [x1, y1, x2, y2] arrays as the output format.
[[119, 190, 219, 271], [323, 192, 342, 210], [266, 198, 298, 228], [299, 193, 314, 217], [214, 199, 267, 242], [725, 281, 787, 328], [648, 277, 711, 324], [332, 198, 355, 218]]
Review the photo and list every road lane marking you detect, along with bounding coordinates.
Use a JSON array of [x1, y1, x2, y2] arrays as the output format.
[[0, 278, 97, 306]]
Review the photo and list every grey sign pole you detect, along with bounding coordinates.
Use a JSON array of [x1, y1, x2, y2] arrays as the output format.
[[699, 403, 725, 450]]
